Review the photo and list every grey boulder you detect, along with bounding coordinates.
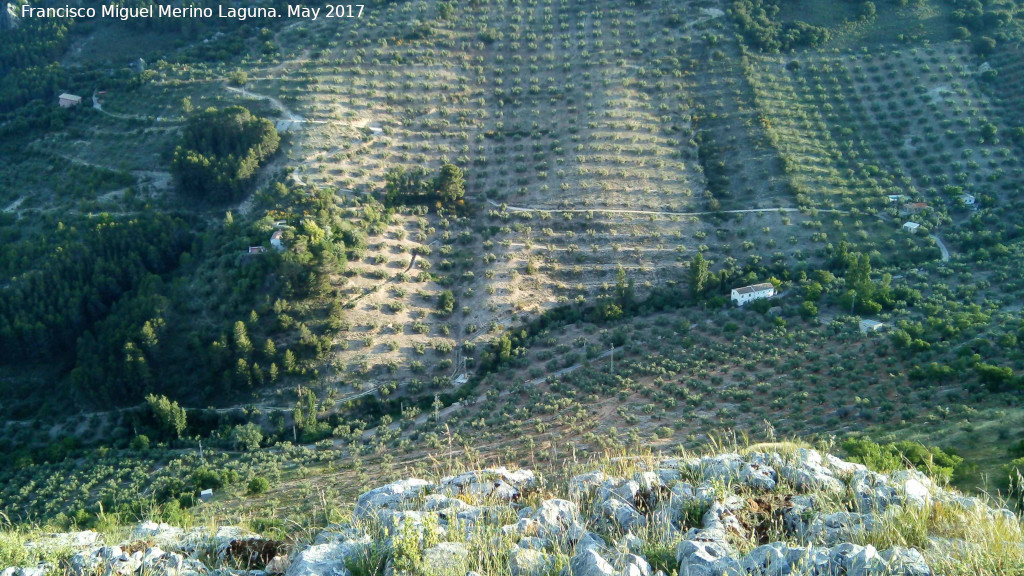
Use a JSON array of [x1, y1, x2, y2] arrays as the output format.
[[569, 549, 615, 576]]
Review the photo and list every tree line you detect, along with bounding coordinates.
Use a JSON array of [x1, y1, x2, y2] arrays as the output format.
[[383, 162, 467, 211]]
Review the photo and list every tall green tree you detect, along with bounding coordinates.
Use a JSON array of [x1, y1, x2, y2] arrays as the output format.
[[434, 162, 466, 206], [615, 265, 635, 312], [146, 394, 187, 439], [233, 321, 253, 356], [689, 253, 710, 298]]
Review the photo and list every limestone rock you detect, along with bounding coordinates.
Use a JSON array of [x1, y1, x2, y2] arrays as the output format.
[[655, 468, 680, 485], [422, 495, 471, 513], [825, 454, 867, 476], [440, 468, 535, 502], [783, 546, 832, 574], [285, 539, 362, 576], [889, 470, 932, 507], [776, 461, 844, 493], [616, 533, 643, 555], [600, 499, 647, 532], [508, 547, 555, 576], [266, 555, 291, 575], [133, 522, 185, 547], [676, 540, 741, 576], [516, 537, 550, 551], [880, 547, 932, 576], [806, 512, 877, 546], [533, 499, 584, 541], [570, 472, 610, 500], [354, 478, 433, 521], [421, 542, 469, 576], [24, 531, 100, 552], [501, 518, 541, 538], [616, 554, 651, 576], [850, 470, 899, 513], [569, 549, 615, 576], [740, 543, 788, 576], [575, 532, 607, 555], [828, 543, 885, 575]]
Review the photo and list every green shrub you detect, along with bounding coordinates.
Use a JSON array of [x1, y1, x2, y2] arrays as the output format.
[[130, 435, 151, 452], [841, 437, 963, 484], [345, 543, 388, 576], [0, 533, 28, 569], [247, 476, 270, 495]]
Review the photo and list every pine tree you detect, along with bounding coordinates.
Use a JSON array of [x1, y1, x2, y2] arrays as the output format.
[[435, 162, 466, 206], [233, 321, 253, 356], [689, 253, 710, 298], [146, 394, 187, 439], [615, 265, 635, 312]]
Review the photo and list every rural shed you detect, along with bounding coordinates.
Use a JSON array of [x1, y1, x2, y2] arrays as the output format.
[[860, 319, 886, 334], [903, 222, 921, 233], [58, 93, 82, 108]]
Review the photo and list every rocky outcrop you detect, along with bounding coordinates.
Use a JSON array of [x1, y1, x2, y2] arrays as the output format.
[[7, 453, 1019, 576]]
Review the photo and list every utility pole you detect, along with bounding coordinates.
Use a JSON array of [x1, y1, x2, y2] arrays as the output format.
[[610, 345, 614, 374]]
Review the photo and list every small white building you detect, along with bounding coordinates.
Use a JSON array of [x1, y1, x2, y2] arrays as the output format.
[[961, 194, 976, 206], [860, 319, 886, 334], [200, 489, 214, 502], [270, 230, 285, 251], [58, 93, 82, 108], [731, 282, 776, 306], [887, 194, 907, 203], [248, 246, 266, 255], [903, 222, 921, 233]]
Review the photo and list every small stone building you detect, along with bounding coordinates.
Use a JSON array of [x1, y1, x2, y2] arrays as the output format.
[[58, 93, 82, 108]]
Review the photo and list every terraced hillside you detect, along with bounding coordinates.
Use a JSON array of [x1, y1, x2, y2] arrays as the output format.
[[2, 0, 1024, 535]]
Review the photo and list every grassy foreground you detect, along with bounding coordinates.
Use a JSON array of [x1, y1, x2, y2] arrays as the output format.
[[1, 441, 1022, 576]]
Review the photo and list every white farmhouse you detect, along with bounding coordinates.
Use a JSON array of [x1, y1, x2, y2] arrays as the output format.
[[731, 282, 776, 306], [902, 222, 921, 233]]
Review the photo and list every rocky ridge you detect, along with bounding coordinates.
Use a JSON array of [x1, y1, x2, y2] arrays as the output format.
[[4, 451, 1021, 576]]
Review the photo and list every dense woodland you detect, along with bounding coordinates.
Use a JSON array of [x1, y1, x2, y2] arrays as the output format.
[[171, 106, 280, 204], [0, 182, 380, 413], [0, 13, 70, 113], [0, 215, 191, 366]]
